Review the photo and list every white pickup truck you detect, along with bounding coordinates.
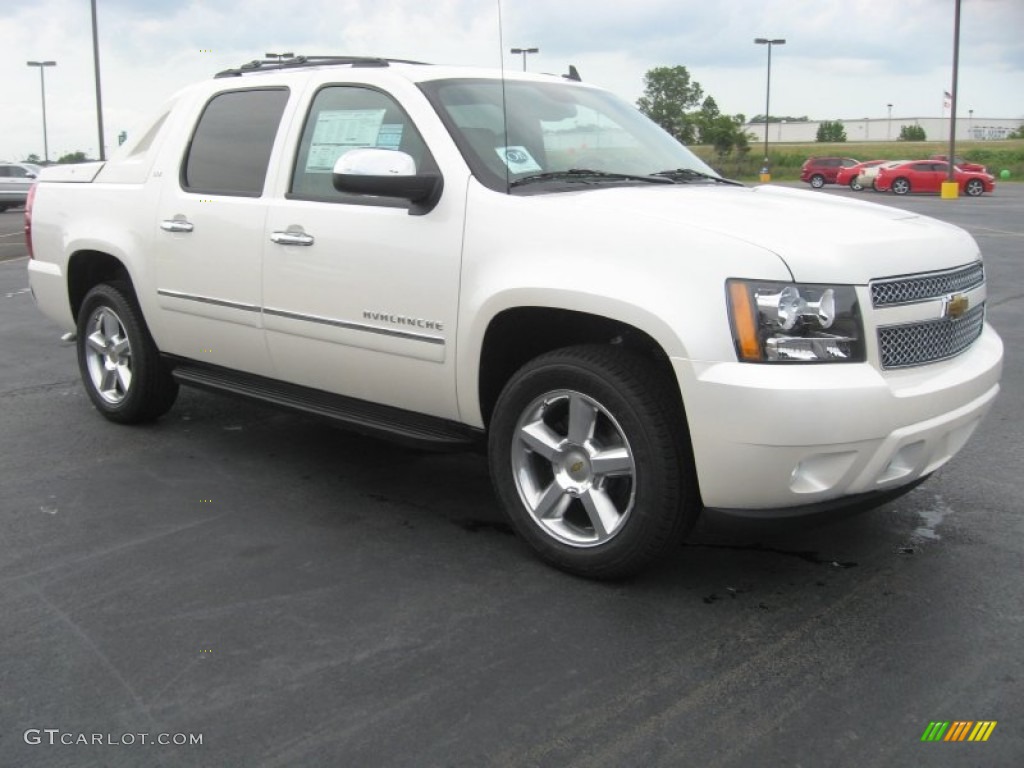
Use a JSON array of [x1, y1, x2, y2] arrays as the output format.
[[27, 56, 1003, 578]]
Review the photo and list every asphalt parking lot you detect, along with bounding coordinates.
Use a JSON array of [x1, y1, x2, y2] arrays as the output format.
[[1, 184, 1022, 767]]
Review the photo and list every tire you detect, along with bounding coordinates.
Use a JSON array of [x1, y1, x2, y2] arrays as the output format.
[[76, 282, 178, 423], [488, 345, 699, 580], [965, 179, 984, 197], [810, 174, 826, 189], [891, 177, 911, 195], [849, 178, 864, 191]]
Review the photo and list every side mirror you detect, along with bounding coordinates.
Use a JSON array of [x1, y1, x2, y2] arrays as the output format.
[[332, 148, 442, 215]]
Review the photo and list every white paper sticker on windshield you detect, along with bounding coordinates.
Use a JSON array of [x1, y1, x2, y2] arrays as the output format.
[[306, 109, 387, 172], [496, 146, 542, 174]]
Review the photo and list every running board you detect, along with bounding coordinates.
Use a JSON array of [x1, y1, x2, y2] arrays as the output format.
[[167, 359, 482, 451]]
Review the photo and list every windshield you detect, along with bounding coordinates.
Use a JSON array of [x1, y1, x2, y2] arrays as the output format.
[[419, 78, 718, 193]]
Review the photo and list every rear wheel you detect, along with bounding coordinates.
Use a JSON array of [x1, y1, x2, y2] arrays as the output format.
[[77, 282, 178, 423], [810, 174, 826, 189], [965, 179, 984, 197], [488, 345, 699, 579], [891, 177, 911, 195], [849, 177, 864, 191]]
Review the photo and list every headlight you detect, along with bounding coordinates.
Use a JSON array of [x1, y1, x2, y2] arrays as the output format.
[[727, 279, 865, 363]]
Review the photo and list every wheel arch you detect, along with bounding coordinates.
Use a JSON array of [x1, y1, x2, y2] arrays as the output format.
[[473, 302, 685, 430], [67, 249, 134, 322]]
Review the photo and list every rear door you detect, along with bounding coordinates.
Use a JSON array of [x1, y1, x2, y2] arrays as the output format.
[[153, 87, 290, 375]]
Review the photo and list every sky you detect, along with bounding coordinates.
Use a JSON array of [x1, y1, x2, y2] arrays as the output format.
[[2, 0, 1022, 161]]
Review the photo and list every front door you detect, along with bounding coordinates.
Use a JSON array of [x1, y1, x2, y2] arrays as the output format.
[[261, 84, 465, 420]]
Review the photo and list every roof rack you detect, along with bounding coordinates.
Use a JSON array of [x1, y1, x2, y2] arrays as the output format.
[[215, 55, 430, 79]]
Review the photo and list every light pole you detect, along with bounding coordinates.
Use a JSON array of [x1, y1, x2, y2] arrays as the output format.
[[26, 60, 56, 163], [945, 0, 962, 188], [968, 108, 973, 138], [887, 103, 893, 140], [510, 47, 539, 72], [754, 38, 785, 179], [91, 0, 105, 160]]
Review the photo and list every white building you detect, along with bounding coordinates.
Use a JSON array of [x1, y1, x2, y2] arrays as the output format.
[[742, 116, 1021, 143]]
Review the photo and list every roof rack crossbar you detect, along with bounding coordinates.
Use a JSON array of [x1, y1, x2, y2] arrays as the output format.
[[214, 55, 430, 78]]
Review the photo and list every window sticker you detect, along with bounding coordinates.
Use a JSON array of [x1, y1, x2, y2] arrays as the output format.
[[496, 146, 542, 174], [305, 108, 387, 172], [376, 123, 404, 149]]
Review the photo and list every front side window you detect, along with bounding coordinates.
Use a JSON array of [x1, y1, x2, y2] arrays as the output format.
[[182, 88, 289, 197], [421, 79, 717, 193], [290, 86, 433, 203]]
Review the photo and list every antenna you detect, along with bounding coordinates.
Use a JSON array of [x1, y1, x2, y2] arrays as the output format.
[[497, 0, 510, 194]]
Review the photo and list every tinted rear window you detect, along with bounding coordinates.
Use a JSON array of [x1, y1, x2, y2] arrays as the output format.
[[182, 88, 289, 196]]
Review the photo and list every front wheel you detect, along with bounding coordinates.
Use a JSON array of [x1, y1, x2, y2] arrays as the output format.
[[488, 346, 698, 579], [891, 177, 911, 195], [965, 179, 985, 197], [849, 178, 864, 191], [77, 282, 178, 423]]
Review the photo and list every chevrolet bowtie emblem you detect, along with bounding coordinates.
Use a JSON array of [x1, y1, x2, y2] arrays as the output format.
[[944, 293, 969, 320]]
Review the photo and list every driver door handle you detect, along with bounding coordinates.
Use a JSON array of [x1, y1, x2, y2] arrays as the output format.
[[270, 230, 315, 246]]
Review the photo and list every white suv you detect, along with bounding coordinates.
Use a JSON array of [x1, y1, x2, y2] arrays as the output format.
[[26, 56, 1003, 578]]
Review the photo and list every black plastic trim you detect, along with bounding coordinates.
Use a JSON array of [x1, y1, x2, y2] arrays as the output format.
[[165, 357, 481, 451]]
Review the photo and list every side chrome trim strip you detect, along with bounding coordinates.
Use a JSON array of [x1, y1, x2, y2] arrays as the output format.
[[157, 289, 261, 313], [263, 306, 445, 346]]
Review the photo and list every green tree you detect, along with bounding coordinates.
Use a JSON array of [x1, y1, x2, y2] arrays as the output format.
[[898, 125, 927, 141], [816, 120, 847, 142], [25, 153, 42, 163], [749, 114, 809, 123], [1008, 124, 1024, 139], [57, 151, 88, 163], [637, 65, 704, 144]]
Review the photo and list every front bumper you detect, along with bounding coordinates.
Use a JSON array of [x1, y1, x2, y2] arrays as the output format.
[[673, 324, 1003, 514]]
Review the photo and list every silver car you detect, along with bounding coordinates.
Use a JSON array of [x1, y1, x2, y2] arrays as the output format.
[[0, 162, 42, 211]]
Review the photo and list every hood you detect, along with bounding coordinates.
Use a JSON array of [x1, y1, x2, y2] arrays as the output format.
[[552, 183, 980, 284]]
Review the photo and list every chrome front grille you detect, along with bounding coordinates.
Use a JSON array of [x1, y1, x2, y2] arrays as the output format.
[[878, 303, 986, 369], [870, 262, 984, 307]]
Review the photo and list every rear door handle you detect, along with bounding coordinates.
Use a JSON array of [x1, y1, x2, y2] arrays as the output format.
[[160, 218, 194, 233], [270, 230, 315, 246]]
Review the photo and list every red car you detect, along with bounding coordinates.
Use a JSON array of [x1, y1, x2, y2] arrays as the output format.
[[929, 154, 987, 173], [874, 161, 995, 196], [835, 159, 886, 191], [800, 156, 860, 188]]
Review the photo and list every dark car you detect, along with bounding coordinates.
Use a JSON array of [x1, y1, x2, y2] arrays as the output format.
[[800, 157, 860, 188]]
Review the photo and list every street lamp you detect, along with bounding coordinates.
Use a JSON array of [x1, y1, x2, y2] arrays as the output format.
[[91, 0, 106, 160], [887, 103, 893, 140], [26, 60, 56, 163], [754, 38, 785, 179], [510, 47, 539, 72]]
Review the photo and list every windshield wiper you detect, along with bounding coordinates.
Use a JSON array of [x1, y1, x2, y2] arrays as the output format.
[[652, 168, 744, 186], [510, 169, 675, 188]]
